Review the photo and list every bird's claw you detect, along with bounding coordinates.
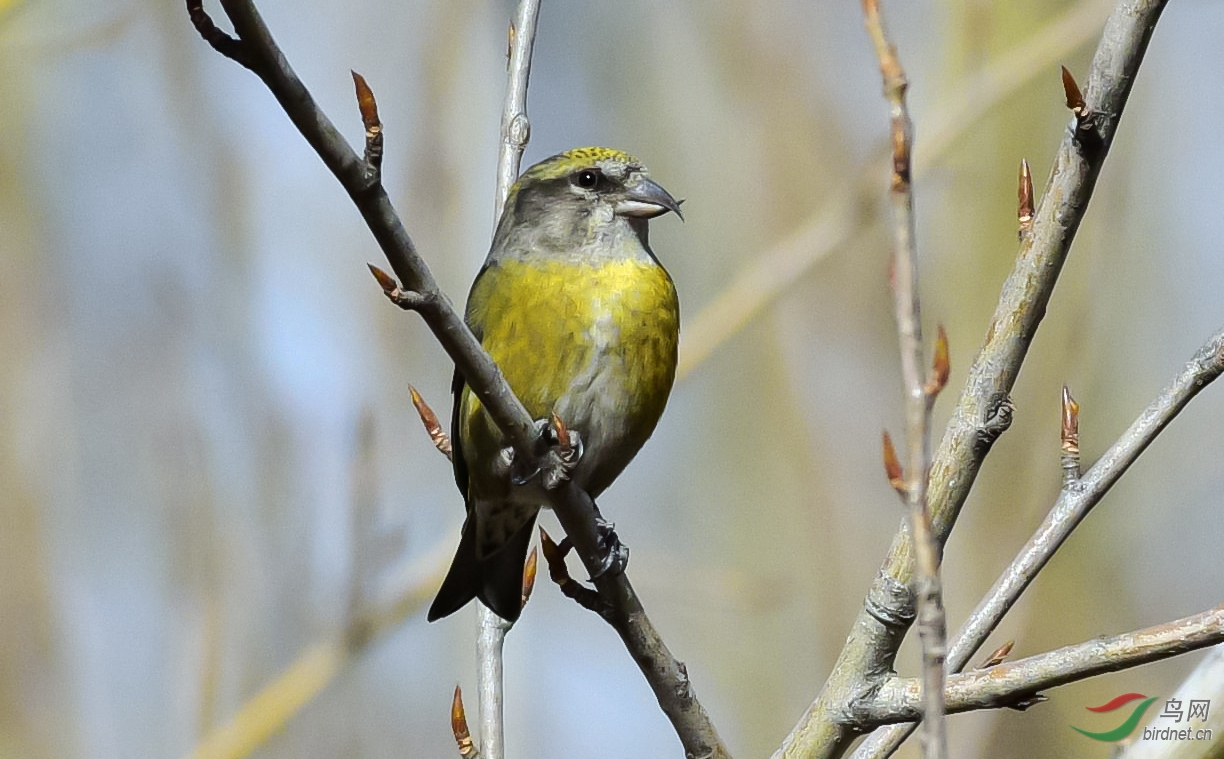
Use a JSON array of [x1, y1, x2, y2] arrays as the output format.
[[541, 421, 583, 491], [498, 445, 540, 486], [589, 516, 629, 580], [500, 418, 584, 489]]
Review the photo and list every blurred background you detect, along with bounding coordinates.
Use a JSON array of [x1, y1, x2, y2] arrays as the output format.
[[2, 0, 1223, 757]]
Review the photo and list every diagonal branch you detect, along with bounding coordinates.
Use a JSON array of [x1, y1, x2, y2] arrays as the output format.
[[777, 1, 1170, 757], [184, 2, 728, 756]]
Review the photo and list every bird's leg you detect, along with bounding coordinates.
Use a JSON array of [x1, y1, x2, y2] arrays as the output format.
[[588, 504, 629, 580]]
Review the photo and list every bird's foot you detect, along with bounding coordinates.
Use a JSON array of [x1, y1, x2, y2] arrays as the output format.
[[499, 417, 583, 488], [541, 415, 583, 491], [589, 515, 629, 580]]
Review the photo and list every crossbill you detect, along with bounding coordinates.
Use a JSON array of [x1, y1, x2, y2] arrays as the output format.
[[428, 147, 682, 622]]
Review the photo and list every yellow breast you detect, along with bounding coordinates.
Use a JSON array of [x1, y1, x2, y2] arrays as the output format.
[[460, 256, 679, 495]]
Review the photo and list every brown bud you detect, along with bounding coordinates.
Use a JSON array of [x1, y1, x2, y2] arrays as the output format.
[[368, 264, 398, 294], [925, 325, 950, 396], [1017, 159, 1034, 236], [979, 640, 1015, 669], [550, 410, 571, 457], [410, 385, 452, 460], [882, 431, 906, 497], [521, 546, 538, 608], [1061, 385, 1080, 456], [351, 71, 381, 133], [1060, 66, 1086, 118], [451, 685, 476, 757]]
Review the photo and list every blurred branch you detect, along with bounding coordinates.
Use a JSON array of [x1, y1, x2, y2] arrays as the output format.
[[855, 326, 1224, 757], [184, 1, 728, 756], [854, 605, 1224, 723], [675, 0, 1114, 382], [862, 0, 948, 755], [187, 557, 443, 759], [776, 1, 1168, 757]]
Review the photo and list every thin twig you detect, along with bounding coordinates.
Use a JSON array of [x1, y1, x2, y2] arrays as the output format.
[[185, 2, 728, 756], [855, 327, 1224, 756], [778, 1, 1169, 757], [494, 0, 538, 221], [475, 4, 542, 756], [852, 604, 1224, 723], [476, 608, 510, 759], [862, 0, 947, 756]]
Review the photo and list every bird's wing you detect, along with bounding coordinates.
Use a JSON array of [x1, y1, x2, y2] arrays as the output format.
[[450, 260, 496, 503]]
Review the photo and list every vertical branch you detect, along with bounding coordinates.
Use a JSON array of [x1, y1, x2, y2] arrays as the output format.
[[494, 0, 541, 219], [863, 1, 948, 757], [475, 609, 510, 759], [476, 3, 542, 758]]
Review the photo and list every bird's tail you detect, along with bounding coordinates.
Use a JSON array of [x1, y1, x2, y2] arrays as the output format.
[[427, 509, 538, 623]]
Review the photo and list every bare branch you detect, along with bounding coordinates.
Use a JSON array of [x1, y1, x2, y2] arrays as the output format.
[[474, 3, 543, 754], [476, 607, 511, 759], [494, 1, 538, 220], [854, 323, 1224, 757], [862, 0, 948, 754], [780, 1, 1171, 757], [853, 605, 1224, 724]]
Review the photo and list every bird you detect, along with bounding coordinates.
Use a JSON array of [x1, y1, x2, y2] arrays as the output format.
[[428, 147, 683, 623]]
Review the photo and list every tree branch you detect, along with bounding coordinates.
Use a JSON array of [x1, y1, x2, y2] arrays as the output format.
[[474, 5, 542, 756], [852, 605, 1224, 724], [184, 2, 728, 756], [855, 325, 1224, 757], [862, 0, 948, 756], [777, 1, 1169, 757]]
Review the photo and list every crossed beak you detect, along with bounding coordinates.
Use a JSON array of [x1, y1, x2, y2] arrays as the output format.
[[615, 176, 684, 221]]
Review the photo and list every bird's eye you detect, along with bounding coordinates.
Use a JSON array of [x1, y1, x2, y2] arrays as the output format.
[[573, 169, 601, 190]]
